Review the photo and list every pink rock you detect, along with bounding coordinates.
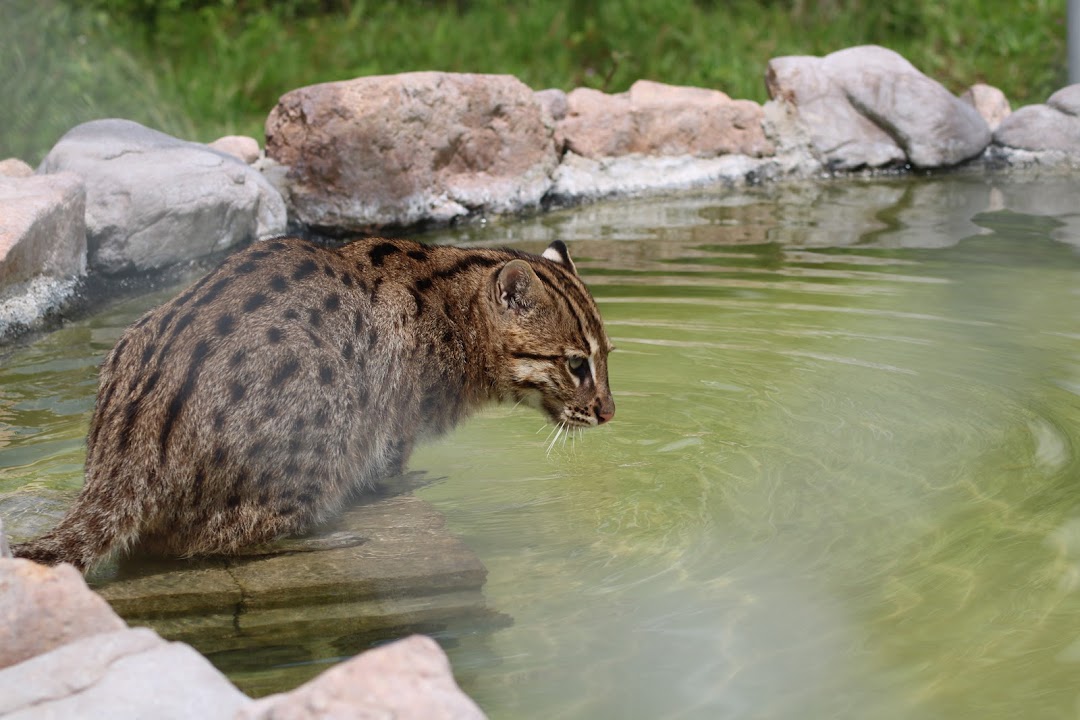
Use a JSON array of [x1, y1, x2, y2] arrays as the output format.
[[960, 83, 1011, 131], [208, 135, 261, 164], [0, 558, 126, 670], [238, 635, 486, 720], [266, 72, 558, 232], [559, 80, 773, 159], [0, 158, 33, 178], [0, 172, 87, 288]]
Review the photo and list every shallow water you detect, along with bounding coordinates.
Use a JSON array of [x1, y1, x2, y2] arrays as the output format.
[[3, 173, 1080, 718]]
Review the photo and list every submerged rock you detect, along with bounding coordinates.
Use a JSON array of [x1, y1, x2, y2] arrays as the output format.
[[266, 72, 558, 232], [38, 119, 287, 275], [765, 45, 991, 170], [0, 172, 86, 341], [238, 634, 486, 720]]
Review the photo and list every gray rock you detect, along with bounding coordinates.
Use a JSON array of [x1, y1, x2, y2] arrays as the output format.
[[237, 634, 485, 720], [535, 88, 568, 122], [994, 105, 1080, 154], [0, 159, 33, 178], [38, 119, 287, 275], [766, 45, 990, 169], [1047, 84, 1080, 116], [0, 627, 250, 720], [265, 72, 558, 232], [0, 172, 86, 341], [0, 518, 10, 558], [208, 135, 262, 164], [0, 558, 126, 670], [994, 84, 1080, 156], [960, 83, 1011, 131]]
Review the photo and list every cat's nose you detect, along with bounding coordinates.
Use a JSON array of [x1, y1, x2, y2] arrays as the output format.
[[595, 396, 615, 425]]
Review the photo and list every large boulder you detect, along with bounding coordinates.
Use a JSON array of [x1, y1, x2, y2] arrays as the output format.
[[0, 172, 86, 341], [238, 635, 486, 720], [765, 45, 991, 170], [266, 72, 558, 232], [559, 80, 773, 159], [0, 627, 250, 719], [994, 85, 1080, 154], [38, 119, 287, 275]]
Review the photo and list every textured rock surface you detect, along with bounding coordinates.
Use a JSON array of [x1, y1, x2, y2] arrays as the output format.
[[0, 627, 250, 720], [208, 135, 262, 164], [960, 83, 1011, 131], [0, 172, 86, 341], [994, 84, 1080, 154], [0, 558, 126, 670], [559, 80, 772, 159], [0, 159, 33, 178], [0, 173, 86, 287], [766, 45, 990, 169], [38, 119, 286, 274], [238, 635, 486, 720], [266, 72, 557, 232]]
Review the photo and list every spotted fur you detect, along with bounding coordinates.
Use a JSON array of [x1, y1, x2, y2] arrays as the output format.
[[13, 237, 615, 570]]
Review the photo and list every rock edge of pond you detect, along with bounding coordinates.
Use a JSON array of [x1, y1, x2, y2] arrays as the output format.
[[4, 44, 1080, 343]]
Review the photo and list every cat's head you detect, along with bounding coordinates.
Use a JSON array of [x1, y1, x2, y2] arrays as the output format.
[[493, 241, 615, 428]]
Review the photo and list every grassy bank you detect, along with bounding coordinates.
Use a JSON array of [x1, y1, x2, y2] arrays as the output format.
[[1, 0, 1067, 164]]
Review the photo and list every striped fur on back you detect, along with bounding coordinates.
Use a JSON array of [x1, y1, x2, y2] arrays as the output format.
[[13, 237, 615, 570]]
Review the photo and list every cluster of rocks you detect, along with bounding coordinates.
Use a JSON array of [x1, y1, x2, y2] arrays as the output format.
[[0, 518, 487, 719], [3, 44, 1080, 341]]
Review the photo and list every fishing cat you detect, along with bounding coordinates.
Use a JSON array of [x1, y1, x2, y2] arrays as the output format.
[[13, 237, 615, 570]]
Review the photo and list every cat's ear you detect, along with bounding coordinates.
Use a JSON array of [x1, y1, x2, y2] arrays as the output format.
[[496, 259, 542, 313], [542, 240, 577, 275]]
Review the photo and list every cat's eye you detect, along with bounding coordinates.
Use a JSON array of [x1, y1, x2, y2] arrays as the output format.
[[567, 356, 589, 380]]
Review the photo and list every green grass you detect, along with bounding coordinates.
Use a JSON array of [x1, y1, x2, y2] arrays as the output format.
[[1, 0, 1067, 165]]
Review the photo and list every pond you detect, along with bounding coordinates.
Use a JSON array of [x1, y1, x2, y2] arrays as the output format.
[[3, 172, 1080, 719]]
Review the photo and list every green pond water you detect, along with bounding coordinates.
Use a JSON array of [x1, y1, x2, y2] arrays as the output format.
[[3, 174, 1080, 718]]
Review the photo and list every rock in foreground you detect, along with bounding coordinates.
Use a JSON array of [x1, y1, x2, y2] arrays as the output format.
[[238, 635, 485, 720]]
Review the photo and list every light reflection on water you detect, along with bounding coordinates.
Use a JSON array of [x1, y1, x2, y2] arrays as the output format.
[[3, 174, 1080, 718]]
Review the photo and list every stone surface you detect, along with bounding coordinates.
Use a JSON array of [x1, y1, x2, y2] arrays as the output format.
[[237, 635, 486, 720], [994, 84, 1080, 154], [960, 83, 1011, 130], [265, 72, 558, 232], [559, 80, 773, 159], [0, 558, 126, 670], [766, 45, 990, 169], [209, 135, 262, 164], [535, 88, 568, 122], [38, 119, 287, 274], [0, 518, 10, 558], [0, 173, 86, 287], [0, 172, 86, 340], [0, 158, 33, 178], [0, 627, 250, 719]]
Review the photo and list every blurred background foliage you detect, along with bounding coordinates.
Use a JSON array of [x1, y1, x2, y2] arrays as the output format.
[[1, 0, 1067, 164]]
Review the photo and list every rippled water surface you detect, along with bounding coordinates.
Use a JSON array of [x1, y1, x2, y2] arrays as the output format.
[[4, 174, 1080, 719]]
